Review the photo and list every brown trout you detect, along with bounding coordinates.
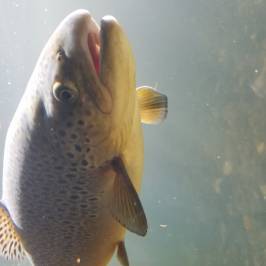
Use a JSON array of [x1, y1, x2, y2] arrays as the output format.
[[0, 9, 167, 266]]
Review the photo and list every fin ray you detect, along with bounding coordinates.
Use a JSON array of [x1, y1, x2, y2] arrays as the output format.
[[110, 157, 148, 236], [0, 202, 26, 261], [137, 86, 168, 124]]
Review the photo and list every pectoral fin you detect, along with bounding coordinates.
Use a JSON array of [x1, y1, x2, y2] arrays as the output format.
[[110, 157, 148, 236], [117, 241, 129, 266], [0, 202, 26, 260], [137, 86, 168, 124]]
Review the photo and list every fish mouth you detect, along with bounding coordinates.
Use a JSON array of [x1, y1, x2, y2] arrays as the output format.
[[88, 32, 100, 75], [56, 10, 124, 113], [86, 14, 117, 79], [86, 17, 101, 76], [81, 12, 118, 113]]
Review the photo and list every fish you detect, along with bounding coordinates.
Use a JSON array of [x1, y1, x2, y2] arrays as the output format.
[[0, 9, 167, 266]]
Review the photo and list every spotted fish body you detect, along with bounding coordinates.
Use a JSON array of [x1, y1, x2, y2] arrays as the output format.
[[0, 10, 167, 266]]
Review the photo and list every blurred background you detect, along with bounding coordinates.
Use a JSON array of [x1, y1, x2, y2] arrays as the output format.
[[2, 0, 266, 265]]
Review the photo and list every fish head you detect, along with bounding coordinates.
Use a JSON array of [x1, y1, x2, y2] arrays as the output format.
[[29, 9, 136, 131]]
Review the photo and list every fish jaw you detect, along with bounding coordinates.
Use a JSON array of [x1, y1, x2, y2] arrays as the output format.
[[100, 16, 137, 127]]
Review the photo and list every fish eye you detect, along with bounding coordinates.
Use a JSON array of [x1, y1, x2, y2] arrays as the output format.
[[52, 82, 79, 103]]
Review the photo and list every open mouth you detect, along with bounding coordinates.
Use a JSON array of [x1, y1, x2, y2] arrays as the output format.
[[87, 30, 100, 76], [86, 15, 117, 78]]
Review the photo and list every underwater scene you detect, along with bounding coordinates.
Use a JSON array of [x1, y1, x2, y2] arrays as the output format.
[[1, 0, 266, 265]]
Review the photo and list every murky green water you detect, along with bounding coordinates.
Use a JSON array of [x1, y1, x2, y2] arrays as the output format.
[[1, 0, 266, 265]]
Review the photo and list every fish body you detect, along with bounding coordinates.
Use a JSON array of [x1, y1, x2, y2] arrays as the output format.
[[0, 10, 167, 266]]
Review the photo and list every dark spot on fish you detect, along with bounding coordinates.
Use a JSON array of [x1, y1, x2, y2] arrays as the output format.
[[66, 122, 73, 128], [69, 167, 77, 172], [85, 138, 90, 143], [72, 186, 82, 191], [67, 225, 75, 231], [78, 120, 85, 126], [54, 165, 63, 170], [67, 152, 74, 159], [36, 162, 43, 167], [86, 147, 91, 153], [77, 180, 86, 185], [81, 159, 88, 166], [47, 174, 54, 179], [71, 134, 77, 139], [63, 234, 71, 241], [66, 173, 75, 178], [51, 156, 58, 161], [86, 110, 91, 116], [70, 195, 79, 200], [89, 197, 98, 201], [57, 179, 67, 184], [74, 144, 82, 152], [90, 214, 97, 218]]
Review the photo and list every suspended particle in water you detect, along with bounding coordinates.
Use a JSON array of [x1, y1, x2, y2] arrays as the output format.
[[13, 2, 19, 8], [160, 224, 168, 228], [223, 160, 233, 176], [243, 215, 252, 232], [256, 142, 265, 154]]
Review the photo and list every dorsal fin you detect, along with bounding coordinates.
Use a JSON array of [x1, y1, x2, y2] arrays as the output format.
[[137, 86, 168, 125], [0, 202, 26, 261]]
